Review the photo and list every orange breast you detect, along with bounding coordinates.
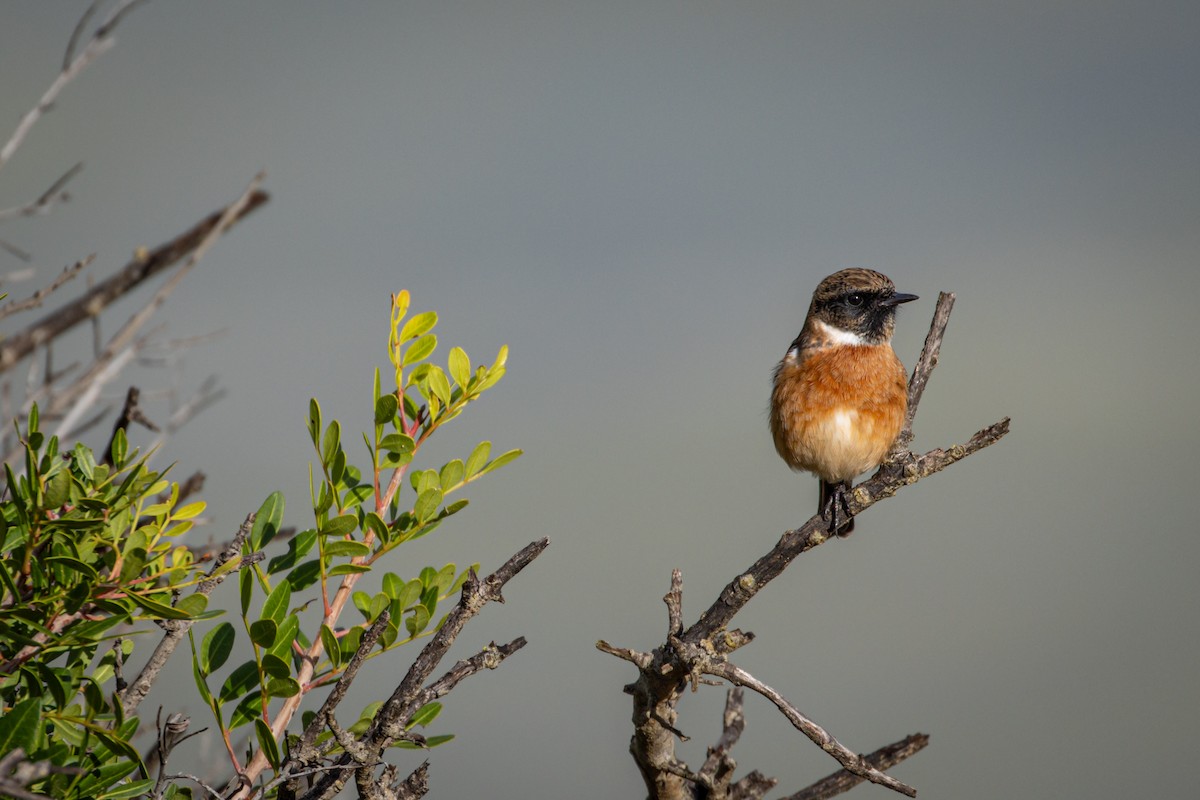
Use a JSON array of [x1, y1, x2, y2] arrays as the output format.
[[770, 345, 908, 482]]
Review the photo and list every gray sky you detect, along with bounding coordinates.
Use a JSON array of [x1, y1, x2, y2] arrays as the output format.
[[4, 2, 1199, 798]]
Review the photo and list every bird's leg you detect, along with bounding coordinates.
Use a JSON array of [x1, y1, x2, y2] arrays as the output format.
[[820, 480, 854, 535]]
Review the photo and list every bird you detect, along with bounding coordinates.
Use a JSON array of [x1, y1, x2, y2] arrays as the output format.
[[769, 269, 917, 536]]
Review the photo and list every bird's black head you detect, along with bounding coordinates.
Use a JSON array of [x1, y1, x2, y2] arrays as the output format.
[[808, 268, 917, 344]]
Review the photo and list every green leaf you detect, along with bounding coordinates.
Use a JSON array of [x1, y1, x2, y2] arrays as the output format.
[[369, 592, 390, 621], [465, 441, 491, 478], [413, 489, 442, 523], [481, 448, 523, 476], [175, 594, 209, 617], [409, 469, 439, 496], [320, 625, 341, 669], [191, 645, 213, 705], [440, 498, 469, 520], [286, 559, 321, 591], [428, 366, 451, 406], [397, 579, 422, 611], [97, 778, 157, 799], [44, 555, 98, 581], [374, 393, 398, 426], [229, 690, 262, 730], [352, 590, 372, 617], [261, 580, 292, 624], [250, 619, 277, 648], [398, 310, 437, 342], [255, 718, 281, 769], [266, 677, 300, 699], [407, 701, 442, 728], [326, 563, 371, 577], [379, 433, 415, 456], [0, 697, 39, 753], [405, 606, 430, 638], [269, 615, 299, 658], [261, 653, 290, 679], [73, 762, 140, 799], [94, 726, 143, 765], [448, 346, 470, 387], [307, 398, 322, 446], [321, 420, 341, 467], [320, 514, 358, 538], [240, 566, 254, 617], [324, 540, 371, 558], [131, 593, 191, 620], [267, 528, 317, 574], [44, 467, 71, 508], [363, 512, 389, 545], [173, 501, 206, 520], [219, 660, 260, 704], [382, 572, 403, 599], [403, 334, 437, 365], [252, 491, 285, 550], [200, 622, 236, 674], [439, 460, 464, 490], [434, 563, 457, 594], [110, 427, 128, 468]]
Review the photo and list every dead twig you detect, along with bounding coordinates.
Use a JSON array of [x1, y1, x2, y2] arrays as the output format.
[[0, 256, 92, 322]]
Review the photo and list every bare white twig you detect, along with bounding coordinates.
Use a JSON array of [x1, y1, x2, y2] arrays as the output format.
[[0, 0, 146, 172]]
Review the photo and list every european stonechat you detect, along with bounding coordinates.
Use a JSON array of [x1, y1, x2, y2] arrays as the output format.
[[769, 269, 917, 536]]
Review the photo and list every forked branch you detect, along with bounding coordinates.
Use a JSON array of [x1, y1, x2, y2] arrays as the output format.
[[598, 291, 1009, 798]]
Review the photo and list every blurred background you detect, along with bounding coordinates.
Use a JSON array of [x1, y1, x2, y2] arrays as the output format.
[[3, 1, 1198, 798]]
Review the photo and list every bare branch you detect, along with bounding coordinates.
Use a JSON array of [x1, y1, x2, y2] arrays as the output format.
[[119, 513, 257, 718], [900, 291, 956, 444], [282, 539, 549, 800], [783, 732, 930, 800], [704, 660, 916, 797], [0, 747, 84, 800], [15, 174, 267, 450], [0, 1, 147, 172], [0, 163, 84, 223], [0, 255, 92, 322], [0, 180, 269, 373], [291, 611, 393, 768], [695, 688, 749, 796], [102, 385, 160, 465]]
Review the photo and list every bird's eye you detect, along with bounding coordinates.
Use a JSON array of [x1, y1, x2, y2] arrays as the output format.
[[846, 293, 865, 308]]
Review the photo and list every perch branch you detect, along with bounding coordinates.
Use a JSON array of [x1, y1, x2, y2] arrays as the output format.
[[598, 291, 1008, 798]]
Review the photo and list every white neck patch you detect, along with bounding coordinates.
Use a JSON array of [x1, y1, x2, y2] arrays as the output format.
[[814, 319, 868, 346]]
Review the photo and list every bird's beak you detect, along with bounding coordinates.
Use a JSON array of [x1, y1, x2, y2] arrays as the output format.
[[880, 292, 919, 307]]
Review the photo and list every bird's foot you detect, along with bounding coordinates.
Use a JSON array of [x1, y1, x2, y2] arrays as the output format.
[[820, 481, 855, 536]]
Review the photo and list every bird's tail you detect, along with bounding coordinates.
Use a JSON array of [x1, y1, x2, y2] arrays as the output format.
[[820, 479, 855, 537]]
